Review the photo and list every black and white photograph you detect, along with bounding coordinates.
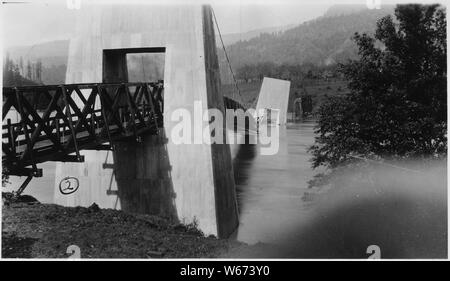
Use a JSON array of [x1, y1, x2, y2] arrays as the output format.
[[0, 0, 447, 264]]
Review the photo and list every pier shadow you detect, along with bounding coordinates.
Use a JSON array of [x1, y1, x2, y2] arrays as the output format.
[[112, 129, 178, 222], [232, 133, 258, 213]]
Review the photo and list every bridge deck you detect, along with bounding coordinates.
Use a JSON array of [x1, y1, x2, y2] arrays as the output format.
[[2, 81, 246, 178], [2, 82, 164, 177]]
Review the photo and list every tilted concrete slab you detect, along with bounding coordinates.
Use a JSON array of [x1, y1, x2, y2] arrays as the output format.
[[255, 77, 291, 125], [54, 4, 238, 238]]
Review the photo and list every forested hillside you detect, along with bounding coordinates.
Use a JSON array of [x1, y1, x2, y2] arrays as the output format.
[[218, 5, 394, 77]]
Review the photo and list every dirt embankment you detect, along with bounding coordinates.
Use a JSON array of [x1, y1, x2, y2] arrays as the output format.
[[2, 200, 256, 259]]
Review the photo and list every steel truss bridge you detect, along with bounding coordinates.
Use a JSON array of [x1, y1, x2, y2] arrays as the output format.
[[2, 81, 246, 193]]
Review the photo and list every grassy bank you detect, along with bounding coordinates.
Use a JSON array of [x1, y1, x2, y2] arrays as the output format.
[[2, 201, 254, 259]]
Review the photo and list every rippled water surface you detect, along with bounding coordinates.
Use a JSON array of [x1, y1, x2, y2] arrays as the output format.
[[231, 121, 318, 244]]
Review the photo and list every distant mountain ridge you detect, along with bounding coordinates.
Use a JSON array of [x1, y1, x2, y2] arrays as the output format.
[[323, 4, 374, 17], [218, 24, 296, 46], [219, 5, 395, 72]]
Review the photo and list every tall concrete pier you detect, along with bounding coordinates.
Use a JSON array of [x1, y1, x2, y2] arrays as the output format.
[[54, 5, 238, 238]]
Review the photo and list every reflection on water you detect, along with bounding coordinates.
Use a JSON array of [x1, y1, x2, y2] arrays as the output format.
[[231, 121, 320, 244]]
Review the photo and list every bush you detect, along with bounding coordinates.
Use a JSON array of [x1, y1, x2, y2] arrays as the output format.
[[310, 4, 447, 169]]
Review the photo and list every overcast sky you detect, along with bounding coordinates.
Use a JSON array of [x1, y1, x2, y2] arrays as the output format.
[[0, 0, 442, 48], [0, 0, 331, 48]]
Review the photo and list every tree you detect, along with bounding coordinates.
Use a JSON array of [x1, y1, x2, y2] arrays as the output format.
[[3, 53, 13, 84], [35, 59, 42, 83], [310, 4, 446, 169], [3, 53, 24, 86], [19, 56, 23, 75], [26, 60, 32, 80]]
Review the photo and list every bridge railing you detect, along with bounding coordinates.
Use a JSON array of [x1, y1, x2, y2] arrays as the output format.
[[2, 82, 164, 177]]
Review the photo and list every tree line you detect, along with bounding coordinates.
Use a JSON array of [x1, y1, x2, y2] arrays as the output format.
[[3, 53, 42, 86], [235, 62, 343, 84]]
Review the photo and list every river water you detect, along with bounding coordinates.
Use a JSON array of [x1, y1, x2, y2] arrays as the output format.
[[230, 121, 319, 244]]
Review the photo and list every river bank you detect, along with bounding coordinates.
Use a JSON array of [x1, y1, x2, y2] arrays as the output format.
[[2, 200, 270, 259]]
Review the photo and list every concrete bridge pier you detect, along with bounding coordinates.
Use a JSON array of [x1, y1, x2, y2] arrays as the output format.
[[54, 5, 238, 238]]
